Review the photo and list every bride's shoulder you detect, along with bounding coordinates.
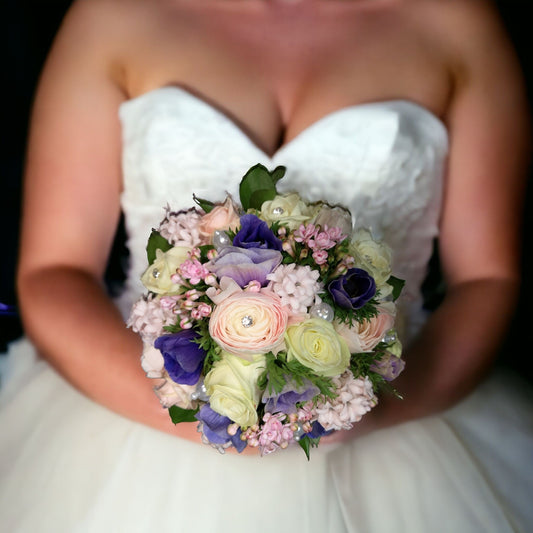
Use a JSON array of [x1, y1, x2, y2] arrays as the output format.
[[417, 0, 511, 47], [413, 1, 520, 82]]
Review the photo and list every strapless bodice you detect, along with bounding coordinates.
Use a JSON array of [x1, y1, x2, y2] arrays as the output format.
[[118, 86, 449, 331]]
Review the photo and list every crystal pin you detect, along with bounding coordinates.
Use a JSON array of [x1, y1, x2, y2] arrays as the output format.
[[241, 315, 254, 328]]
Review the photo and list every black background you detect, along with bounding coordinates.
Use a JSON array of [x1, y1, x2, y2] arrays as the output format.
[[2, 1, 532, 381]]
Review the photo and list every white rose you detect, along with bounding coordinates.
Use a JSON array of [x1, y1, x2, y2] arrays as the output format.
[[285, 318, 351, 377], [204, 353, 266, 427], [349, 229, 392, 287], [141, 246, 191, 294], [260, 194, 312, 230]]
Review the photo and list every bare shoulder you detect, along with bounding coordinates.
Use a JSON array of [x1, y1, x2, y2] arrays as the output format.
[[416, 0, 519, 73], [48, 0, 162, 89]]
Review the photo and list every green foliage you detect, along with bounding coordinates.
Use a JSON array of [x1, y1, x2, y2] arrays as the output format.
[[298, 435, 321, 461], [163, 323, 182, 334], [169, 405, 199, 424], [146, 230, 172, 264], [258, 352, 336, 399], [388, 276, 405, 301], [194, 320, 222, 374], [198, 244, 216, 262], [319, 291, 380, 327], [239, 164, 286, 211], [349, 347, 402, 398], [193, 194, 215, 213]]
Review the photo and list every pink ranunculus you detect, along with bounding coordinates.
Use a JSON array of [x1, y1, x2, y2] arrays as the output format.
[[198, 197, 241, 243], [209, 290, 289, 360], [334, 303, 396, 353]]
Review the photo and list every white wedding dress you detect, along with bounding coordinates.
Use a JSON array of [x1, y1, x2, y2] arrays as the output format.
[[1, 86, 532, 533]]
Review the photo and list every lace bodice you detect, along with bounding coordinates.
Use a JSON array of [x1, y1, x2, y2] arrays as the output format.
[[118, 86, 448, 332]]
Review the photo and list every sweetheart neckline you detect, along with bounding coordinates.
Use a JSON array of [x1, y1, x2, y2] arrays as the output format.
[[119, 85, 449, 159]]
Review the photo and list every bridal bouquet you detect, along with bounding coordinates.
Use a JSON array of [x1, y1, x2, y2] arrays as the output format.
[[129, 164, 405, 457]]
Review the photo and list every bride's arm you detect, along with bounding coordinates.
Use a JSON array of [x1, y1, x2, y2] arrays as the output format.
[[16, 1, 200, 441], [330, 2, 531, 440]]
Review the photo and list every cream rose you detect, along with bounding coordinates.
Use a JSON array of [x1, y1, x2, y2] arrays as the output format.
[[153, 376, 198, 409], [198, 197, 240, 242], [349, 229, 392, 287], [260, 193, 312, 230], [141, 246, 191, 294], [334, 302, 396, 353], [140, 343, 165, 378], [311, 203, 353, 236], [285, 318, 351, 377], [204, 352, 266, 427], [209, 290, 288, 360]]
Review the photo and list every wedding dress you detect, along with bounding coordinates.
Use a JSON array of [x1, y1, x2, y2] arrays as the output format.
[[1, 86, 532, 533]]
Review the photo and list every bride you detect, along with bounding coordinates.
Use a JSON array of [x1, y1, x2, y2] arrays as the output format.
[[1, 0, 532, 531]]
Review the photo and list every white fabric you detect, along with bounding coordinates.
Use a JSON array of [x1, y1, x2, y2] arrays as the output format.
[[1, 86, 532, 532]]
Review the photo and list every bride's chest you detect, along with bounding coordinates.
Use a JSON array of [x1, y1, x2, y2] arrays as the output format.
[[122, 4, 451, 155]]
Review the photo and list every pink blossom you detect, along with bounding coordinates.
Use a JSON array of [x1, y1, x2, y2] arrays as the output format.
[[267, 263, 322, 314], [312, 249, 329, 265], [128, 295, 177, 344], [159, 295, 181, 310], [294, 223, 317, 244], [315, 372, 377, 431], [178, 259, 210, 285], [310, 231, 336, 250], [245, 280, 262, 292], [159, 208, 205, 247], [326, 226, 346, 243], [257, 412, 295, 455]]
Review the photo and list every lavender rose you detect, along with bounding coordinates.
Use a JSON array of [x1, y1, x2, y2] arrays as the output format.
[[233, 214, 283, 251], [195, 404, 247, 453], [154, 330, 206, 385], [207, 246, 282, 287], [328, 268, 376, 310]]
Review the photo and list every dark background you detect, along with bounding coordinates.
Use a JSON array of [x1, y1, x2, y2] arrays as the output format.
[[2, 1, 532, 380]]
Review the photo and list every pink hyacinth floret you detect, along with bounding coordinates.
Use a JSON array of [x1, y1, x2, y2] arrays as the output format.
[[159, 208, 204, 247], [267, 264, 322, 314], [128, 295, 177, 344], [315, 372, 378, 431]]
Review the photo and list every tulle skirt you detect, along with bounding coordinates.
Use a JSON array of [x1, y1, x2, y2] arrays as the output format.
[[1, 337, 532, 533]]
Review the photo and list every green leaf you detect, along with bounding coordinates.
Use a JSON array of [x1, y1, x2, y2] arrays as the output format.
[[270, 165, 286, 184], [146, 230, 172, 264], [168, 405, 200, 424], [239, 164, 281, 211], [297, 435, 321, 461], [388, 276, 406, 301], [193, 194, 215, 213], [298, 436, 311, 460], [248, 188, 277, 211]]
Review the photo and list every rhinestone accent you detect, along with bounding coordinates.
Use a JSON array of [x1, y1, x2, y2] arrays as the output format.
[[272, 207, 285, 215], [152, 268, 161, 278], [241, 315, 254, 328]]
